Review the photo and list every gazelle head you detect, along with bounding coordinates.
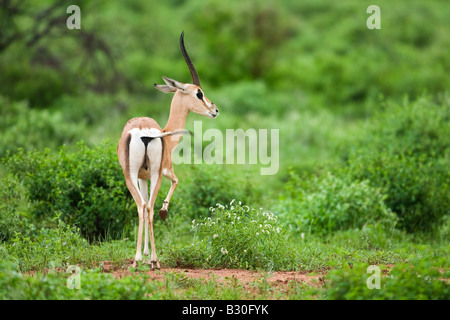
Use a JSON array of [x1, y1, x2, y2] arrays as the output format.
[[154, 32, 219, 119]]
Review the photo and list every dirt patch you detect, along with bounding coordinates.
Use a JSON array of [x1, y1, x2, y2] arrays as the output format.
[[102, 259, 326, 289]]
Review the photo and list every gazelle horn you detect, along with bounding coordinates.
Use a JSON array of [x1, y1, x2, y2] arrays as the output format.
[[180, 31, 201, 87]]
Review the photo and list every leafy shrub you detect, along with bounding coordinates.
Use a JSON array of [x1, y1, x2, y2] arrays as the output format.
[[270, 1, 450, 111], [325, 262, 450, 300], [278, 172, 397, 235], [185, 0, 294, 84], [348, 153, 448, 234], [211, 81, 296, 116], [0, 261, 161, 300], [0, 175, 32, 242], [2, 213, 88, 272], [0, 96, 83, 158], [354, 96, 449, 159], [177, 164, 250, 218], [179, 201, 299, 270], [0, 54, 71, 108], [346, 96, 449, 234], [4, 141, 132, 240]]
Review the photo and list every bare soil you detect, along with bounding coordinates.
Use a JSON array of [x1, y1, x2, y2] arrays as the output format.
[[103, 259, 326, 289]]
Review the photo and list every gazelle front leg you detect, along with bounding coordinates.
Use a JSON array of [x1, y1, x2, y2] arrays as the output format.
[[159, 169, 178, 220]]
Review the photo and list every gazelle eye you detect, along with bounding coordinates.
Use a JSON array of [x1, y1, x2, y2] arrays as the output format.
[[196, 90, 203, 100]]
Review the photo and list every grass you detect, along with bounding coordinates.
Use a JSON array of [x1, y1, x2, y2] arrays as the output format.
[[0, 0, 449, 301], [2, 230, 447, 300]]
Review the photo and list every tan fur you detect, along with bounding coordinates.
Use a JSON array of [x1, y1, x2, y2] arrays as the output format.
[[117, 81, 218, 269], [117, 33, 218, 269]]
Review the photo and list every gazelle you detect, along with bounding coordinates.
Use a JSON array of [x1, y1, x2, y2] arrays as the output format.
[[117, 32, 218, 269]]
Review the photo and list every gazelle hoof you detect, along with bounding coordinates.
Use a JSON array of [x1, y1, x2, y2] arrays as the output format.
[[159, 208, 168, 220], [150, 260, 160, 270]]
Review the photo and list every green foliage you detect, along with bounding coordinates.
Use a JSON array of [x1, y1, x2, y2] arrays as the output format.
[[178, 201, 299, 271], [0, 261, 161, 300], [325, 262, 450, 300], [0, 96, 83, 158], [180, 164, 250, 218], [348, 153, 448, 234], [278, 172, 396, 235], [212, 81, 295, 116], [346, 96, 449, 234], [353, 96, 449, 159], [2, 213, 88, 272], [0, 0, 449, 300], [270, 0, 450, 110], [0, 175, 31, 242], [0, 55, 71, 108], [185, 0, 294, 84], [4, 141, 132, 240]]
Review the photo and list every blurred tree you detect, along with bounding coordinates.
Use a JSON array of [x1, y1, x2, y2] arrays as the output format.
[[0, 0, 128, 107]]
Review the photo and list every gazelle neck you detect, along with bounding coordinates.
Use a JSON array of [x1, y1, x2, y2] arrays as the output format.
[[163, 90, 190, 146]]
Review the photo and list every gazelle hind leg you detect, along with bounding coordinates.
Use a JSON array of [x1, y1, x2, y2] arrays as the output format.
[[126, 134, 148, 267], [125, 171, 146, 267], [146, 138, 163, 269], [139, 179, 150, 256], [147, 172, 162, 269]]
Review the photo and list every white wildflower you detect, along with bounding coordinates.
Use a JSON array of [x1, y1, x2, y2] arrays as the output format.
[[221, 247, 228, 255], [213, 234, 218, 238]]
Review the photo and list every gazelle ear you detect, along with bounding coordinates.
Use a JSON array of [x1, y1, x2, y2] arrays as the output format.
[[154, 76, 188, 93], [155, 77, 187, 93], [163, 76, 188, 91], [154, 83, 177, 93]]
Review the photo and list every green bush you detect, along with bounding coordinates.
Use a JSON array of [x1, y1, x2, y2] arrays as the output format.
[[4, 141, 132, 240], [0, 176, 32, 242], [185, 0, 294, 84], [346, 96, 449, 234], [2, 213, 88, 272], [178, 164, 250, 218], [0, 261, 161, 300], [169, 201, 299, 270], [325, 262, 450, 300], [0, 96, 83, 158], [348, 153, 448, 234], [211, 81, 296, 116], [278, 172, 396, 235], [0, 54, 71, 108], [354, 96, 449, 159]]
